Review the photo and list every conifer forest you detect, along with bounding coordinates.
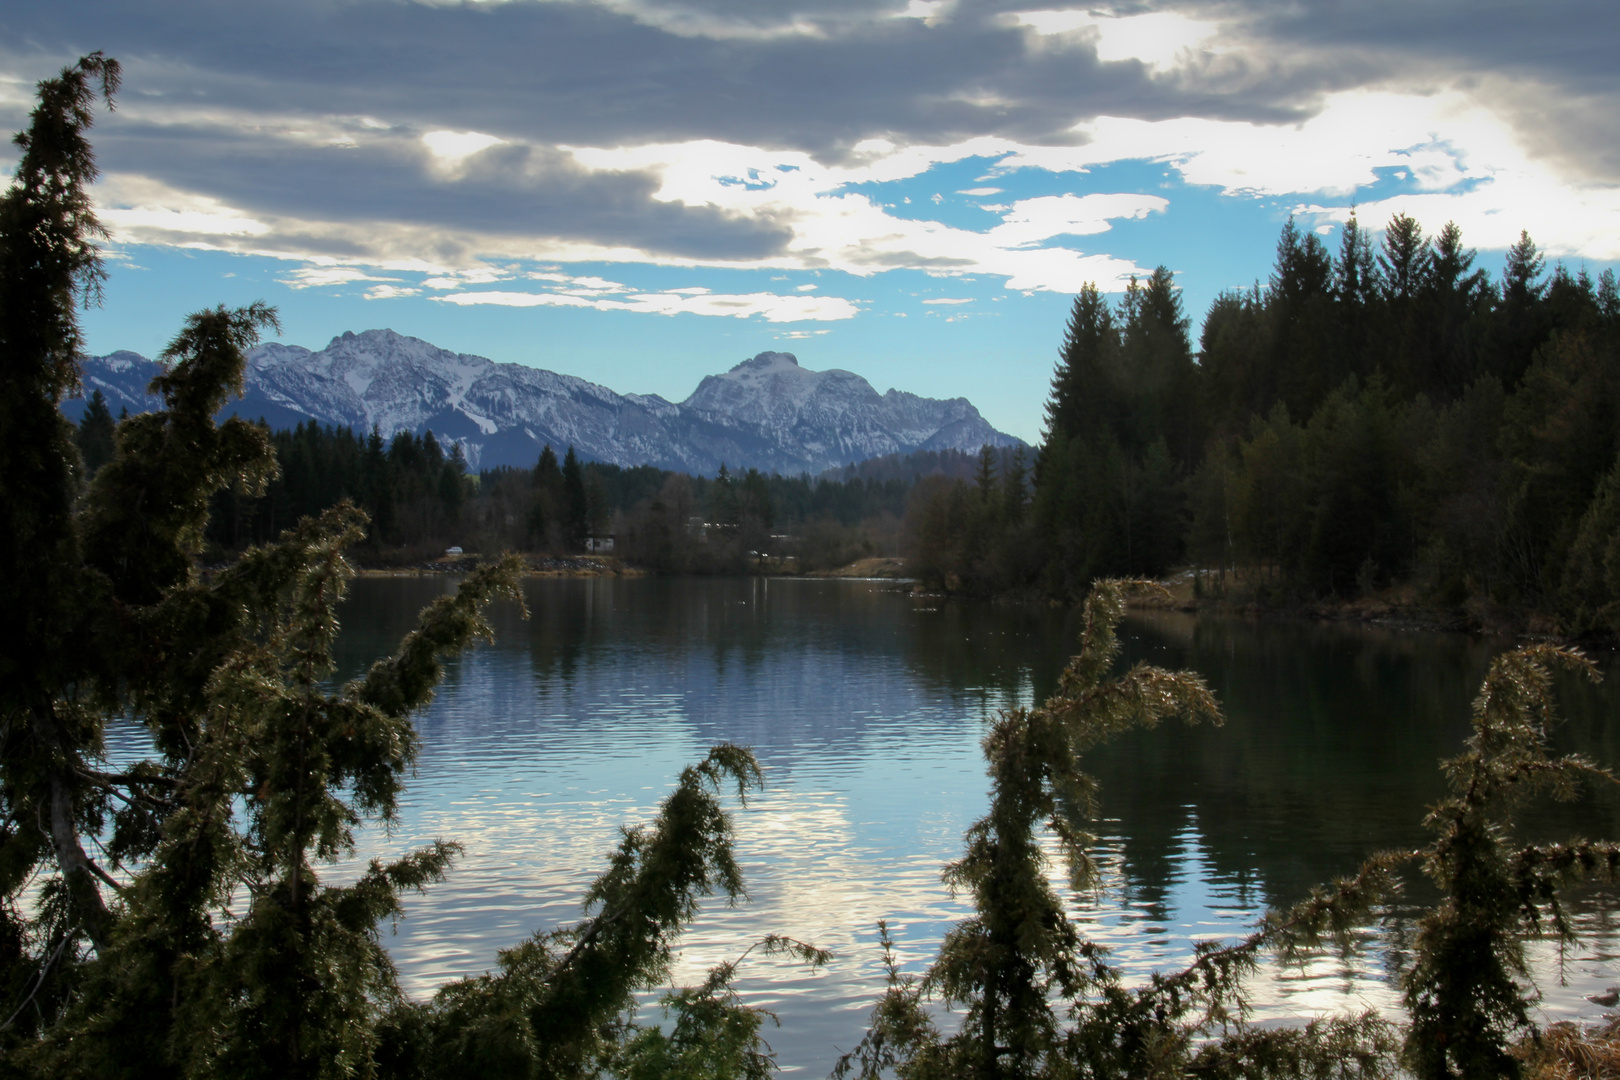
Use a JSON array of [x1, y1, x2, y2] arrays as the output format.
[[7, 55, 1620, 1080]]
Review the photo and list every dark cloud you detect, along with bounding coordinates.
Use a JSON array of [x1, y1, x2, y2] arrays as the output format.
[[1166, 0, 1620, 180], [5, 1, 1610, 156], [1183, 0, 1615, 90], [2, 0, 1614, 263], [94, 118, 793, 259], [2, 0, 1310, 156]]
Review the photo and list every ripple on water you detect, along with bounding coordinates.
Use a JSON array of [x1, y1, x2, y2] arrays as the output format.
[[114, 578, 1620, 1075]]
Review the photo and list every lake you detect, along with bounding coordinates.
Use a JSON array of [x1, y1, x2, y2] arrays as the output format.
[[332, 575, 1620, 1074]]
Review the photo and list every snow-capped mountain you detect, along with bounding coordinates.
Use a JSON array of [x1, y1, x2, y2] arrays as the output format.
[[63, 329, 1022, 475]]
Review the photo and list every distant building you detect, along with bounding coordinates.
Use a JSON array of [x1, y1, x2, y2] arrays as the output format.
[[585, 535, 615, 554], [444, 546, 463, 556]]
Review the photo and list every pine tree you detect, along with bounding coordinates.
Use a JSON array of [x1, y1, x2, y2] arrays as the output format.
[[1268, 218, 1337, 414], [1197, 286, 1270, 434], [1422, 221, 1490, 400], [710, 462, 740, 529], [530, 443, 563, 549], [562, 445, 588, 550], [1121, 266, 1200, 469], [1379, 213, 1431, 306], [0, 50, 124, 968], [74, 388, 116, 475], [440, 440, 468, 519], [1033, 270, 1198, 597], [1043, 284, 1120, 445], [1333, 209, 1380, 312], [1332, 209, 1381, 387], [1000, 446, 1028, 527], [1492, 230, 1548, 388]]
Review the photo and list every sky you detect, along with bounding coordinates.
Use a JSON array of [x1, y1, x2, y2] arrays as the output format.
[[3, 1, 1618, 443]]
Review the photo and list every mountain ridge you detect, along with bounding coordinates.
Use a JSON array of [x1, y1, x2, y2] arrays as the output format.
[[64, 329, 1022, 475]]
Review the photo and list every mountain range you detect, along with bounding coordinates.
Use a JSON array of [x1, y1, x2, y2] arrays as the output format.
[[63, 329, 1021, 475]]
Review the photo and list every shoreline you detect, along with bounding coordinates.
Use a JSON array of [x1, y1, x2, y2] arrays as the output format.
[[1124, 568, 1620, 652], [351, 554, 644, 578], [262, 551, 1614, 651]]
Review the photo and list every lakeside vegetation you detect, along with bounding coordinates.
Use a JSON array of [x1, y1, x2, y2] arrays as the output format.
[[907, 219, 1620, 642], [9, 54, 1620, 1080]]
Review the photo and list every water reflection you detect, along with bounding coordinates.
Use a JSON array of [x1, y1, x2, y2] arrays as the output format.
[[330, 577, 1620, 1074]]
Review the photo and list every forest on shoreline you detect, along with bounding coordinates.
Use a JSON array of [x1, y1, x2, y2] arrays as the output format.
[[74, 392, 985, 574], [906, 216, 1620, 640]]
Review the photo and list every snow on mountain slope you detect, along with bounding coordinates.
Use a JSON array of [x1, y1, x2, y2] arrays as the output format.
[[60, 351, 167, 421], [67, 330, 1022, 474]]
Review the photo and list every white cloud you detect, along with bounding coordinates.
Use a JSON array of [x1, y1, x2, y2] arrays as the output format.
[[898, 1, 946, 21], [1304, 178, 1620, 262], [994, 90, 1500, 199], [534, 274, 627, 292], [83, 81, 1620, 309], [556, 138, 1160, 291], [99, 204, 271, 238], [365, 284, 421, 299], [986, 87, 1620, 260], [94, 176, 271, 240], [421, 129, 508, 163], [921, 297, 973, 305], [421, 267, 514, 289], [989, 193, 1167, 247], [280, 266, 399, 289], [1007, 9, 1221, 69], [433, 287, 859, 322]]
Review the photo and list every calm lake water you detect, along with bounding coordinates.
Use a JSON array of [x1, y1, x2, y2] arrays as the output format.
[[330, 575, 1620, 1074]]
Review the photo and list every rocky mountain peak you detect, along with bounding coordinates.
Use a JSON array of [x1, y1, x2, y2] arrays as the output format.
[[728, 350, 800, 373], [68, 332, 1023, 475]]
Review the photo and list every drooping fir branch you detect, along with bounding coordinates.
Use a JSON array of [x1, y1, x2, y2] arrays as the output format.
[[378, 744, 806, 1080], [837, 593, 1620, 1080], [1401, 644, 1612, 1080], [845, 581, 1223, 1080], [610, 934, 833, 1080]]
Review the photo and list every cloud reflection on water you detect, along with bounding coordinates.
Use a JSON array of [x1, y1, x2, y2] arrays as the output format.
[[323, 576, 1620, 1073]]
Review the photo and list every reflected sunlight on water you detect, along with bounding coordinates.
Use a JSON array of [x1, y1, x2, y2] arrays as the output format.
[[300, 576, 1620, 1074]]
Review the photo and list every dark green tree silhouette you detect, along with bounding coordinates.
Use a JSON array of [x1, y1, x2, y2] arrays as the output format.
[[528, 442, 563, 549], [0, 50, 124, 969], [74, 389, 116, 475], [562, 444, 588, 550], [1492, 230, 1548, 388], [1401, 645, 1618, 1079]]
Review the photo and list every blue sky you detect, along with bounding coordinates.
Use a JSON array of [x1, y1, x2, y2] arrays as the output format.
[[7, 1, 1619, 443]]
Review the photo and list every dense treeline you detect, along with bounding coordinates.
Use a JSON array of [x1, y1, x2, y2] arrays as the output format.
[[908, 213, 1620, 635], [174, 416, 917, 567], [204, 422, 471, 551]]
